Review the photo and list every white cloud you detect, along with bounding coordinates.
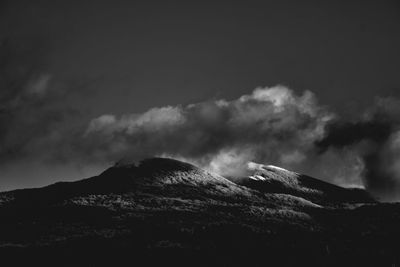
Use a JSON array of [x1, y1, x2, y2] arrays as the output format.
[[82, 85, 334, 179]]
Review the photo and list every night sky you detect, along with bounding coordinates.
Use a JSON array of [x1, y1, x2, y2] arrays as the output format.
[[1, 0, 400, 198]]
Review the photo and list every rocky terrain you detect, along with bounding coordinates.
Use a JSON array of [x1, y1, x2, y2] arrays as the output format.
[[0, 158, 399, 266]]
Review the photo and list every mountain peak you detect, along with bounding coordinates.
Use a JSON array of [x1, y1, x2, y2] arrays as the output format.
[[241, 162, 374, 205], [113, 157, 201, 173], [104, 157, 232, 187]]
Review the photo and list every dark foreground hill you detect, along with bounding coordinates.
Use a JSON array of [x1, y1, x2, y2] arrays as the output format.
[[0, 158, 400, 267]]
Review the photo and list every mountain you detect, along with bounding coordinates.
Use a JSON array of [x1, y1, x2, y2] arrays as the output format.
[[239, 163, 374, 205], [0, 158, 399, 267], [1, 158, 248, 206]]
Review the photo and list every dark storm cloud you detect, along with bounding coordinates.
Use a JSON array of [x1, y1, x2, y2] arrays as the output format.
[[316, 97, 400, 201], [0, 39, 83, 162], [316, 120, 392, 149]]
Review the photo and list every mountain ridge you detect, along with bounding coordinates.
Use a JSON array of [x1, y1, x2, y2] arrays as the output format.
[[0, 157, 374, 208]]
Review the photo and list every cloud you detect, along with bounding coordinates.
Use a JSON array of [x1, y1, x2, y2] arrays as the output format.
[[81, 85, 334, 179], [25, 73, 52, 97], [316, 96, 400, 201], [0, 38, 85, 163]]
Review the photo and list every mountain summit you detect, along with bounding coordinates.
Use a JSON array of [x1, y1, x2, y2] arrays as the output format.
[[239, 162, 374, 205]]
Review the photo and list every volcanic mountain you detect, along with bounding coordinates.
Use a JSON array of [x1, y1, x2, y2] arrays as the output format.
[[0, 158, 399, 267]]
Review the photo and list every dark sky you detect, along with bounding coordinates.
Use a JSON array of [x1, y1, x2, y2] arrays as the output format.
[[1, 0, 400, 191]]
